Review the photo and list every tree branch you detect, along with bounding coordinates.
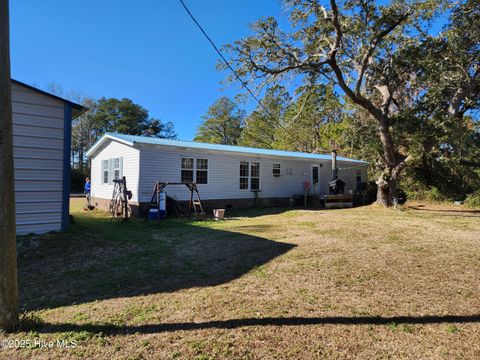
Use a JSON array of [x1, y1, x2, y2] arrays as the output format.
[[355, 12, 411, 95], [374, 84, 393, 116], [329, 0, 342, 58], [392, 154, 414, 179], [448, 66, 480, 117], [326, 0, 400, 167]]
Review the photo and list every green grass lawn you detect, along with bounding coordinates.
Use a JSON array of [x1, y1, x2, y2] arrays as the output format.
[[2, 199, 480, 359]]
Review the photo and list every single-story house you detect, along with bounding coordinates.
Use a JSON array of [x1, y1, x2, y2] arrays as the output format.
[[86, 133, 368, 215], [12, 79, 86, 234]]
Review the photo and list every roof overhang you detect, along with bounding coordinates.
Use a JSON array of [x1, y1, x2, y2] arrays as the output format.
[[135, 142, 369, 165], [12, 79, 88, 119], [86, 133, 136, 157]]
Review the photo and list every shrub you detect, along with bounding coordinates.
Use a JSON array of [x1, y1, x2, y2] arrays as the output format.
[[71, 167, 90, 193], [364, 181, 378, 204], [465, 191, 480, 209], [402, 180, 448, 202]]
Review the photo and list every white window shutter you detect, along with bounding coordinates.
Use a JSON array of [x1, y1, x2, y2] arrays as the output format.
[[101, 160, 105, 184], [120, 157, 124, 179], [109, 158, 114, 184]]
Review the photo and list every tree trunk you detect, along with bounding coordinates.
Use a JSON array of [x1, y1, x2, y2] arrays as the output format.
[[0, 0, 19, 332], [331, 63, 399, 206], [79, 150, 84, 171], [376, 175, 394, 207], [376, 166, 401, 207], [374, 114, 401, 207]]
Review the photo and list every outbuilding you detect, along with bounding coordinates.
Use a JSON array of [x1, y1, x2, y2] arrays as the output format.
[[86, 133, 368, 215], [12, 80, 86, 234]]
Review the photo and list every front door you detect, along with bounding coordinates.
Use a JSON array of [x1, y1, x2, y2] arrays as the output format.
[[312, 165, 319, 194]]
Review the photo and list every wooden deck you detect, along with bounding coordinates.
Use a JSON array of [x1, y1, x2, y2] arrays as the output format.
[[318, 194, 355, 209]]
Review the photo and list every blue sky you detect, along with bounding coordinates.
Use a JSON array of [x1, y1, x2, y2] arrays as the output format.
[[10, 0, 285, 140]]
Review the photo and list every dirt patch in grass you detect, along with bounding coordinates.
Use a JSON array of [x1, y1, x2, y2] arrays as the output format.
[[1, 199, 479, 359]]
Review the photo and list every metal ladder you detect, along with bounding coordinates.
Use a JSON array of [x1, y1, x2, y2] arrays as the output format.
[[187, 183, 205, 219]]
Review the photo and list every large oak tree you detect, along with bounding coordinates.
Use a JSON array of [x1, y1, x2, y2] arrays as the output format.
[[224, 0, 480, 206]]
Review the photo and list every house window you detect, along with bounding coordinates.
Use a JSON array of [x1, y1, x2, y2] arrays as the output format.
[[196, 159, 208, 184], [181, 158, 194, 183], [356, 170, 362, 184], [240, 161, 249, 189], [356, 169, 367, 191], [181, 158, 208, 184], [102, 160, 109, 184], [250, 162, 260, 190], [240, 162, 261, 190], [114, 158, 121, 180], [102, 157, 122, 184], [272, 163, 281, 177], [312, 166, 319, 185]]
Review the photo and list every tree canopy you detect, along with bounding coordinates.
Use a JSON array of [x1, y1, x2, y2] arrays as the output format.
[[194, 97, 245, 145], [239, 85, 291, 149], [92, 97, 176, 138], [71, 97, 176, 170], [220, 0, 479, 205]]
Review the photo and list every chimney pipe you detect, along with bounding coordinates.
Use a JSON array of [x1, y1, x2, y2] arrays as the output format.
[[332, 150, 338, 179]]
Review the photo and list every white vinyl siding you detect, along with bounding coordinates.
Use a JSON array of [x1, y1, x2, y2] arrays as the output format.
[[90, 140, 140, 203], [90, 138, 367, 204], [12, 82, 66, 235], [136, 145, 364, 202]]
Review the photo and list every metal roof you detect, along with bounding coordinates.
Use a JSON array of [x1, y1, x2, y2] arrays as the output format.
[[87, 132, 368, 164]]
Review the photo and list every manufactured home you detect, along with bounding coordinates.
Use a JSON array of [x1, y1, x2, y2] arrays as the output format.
[[86, 133, 368, 215], [12, 80, 86, 234]]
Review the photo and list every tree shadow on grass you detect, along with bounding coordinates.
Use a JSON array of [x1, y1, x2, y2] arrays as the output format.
[[226, 206, 340, 218], [407, 206, 480, 218], [17, 218, 295, 311], [31, 314, 480, 335]]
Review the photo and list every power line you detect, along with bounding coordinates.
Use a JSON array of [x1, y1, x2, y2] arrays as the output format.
[[177, 0, 308, 149]]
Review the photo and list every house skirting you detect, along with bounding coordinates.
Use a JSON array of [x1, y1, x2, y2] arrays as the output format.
[[92, 196, 292, 218], [91, 197, 141, 217]]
